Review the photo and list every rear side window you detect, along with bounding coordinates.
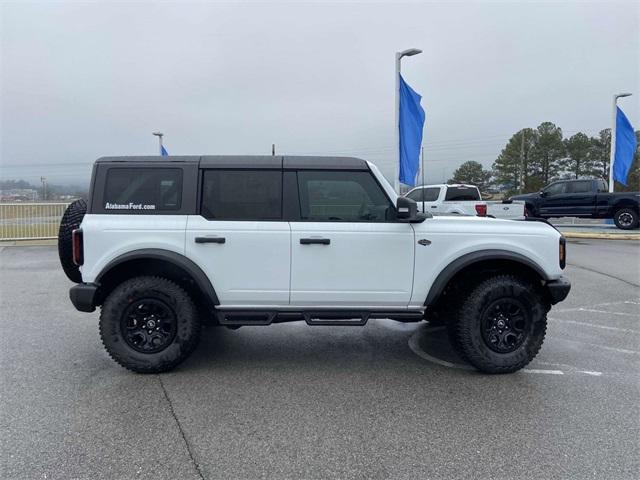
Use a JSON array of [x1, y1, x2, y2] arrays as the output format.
[[201, 170, 282, 220], [296, 171, 393, 222], [445, 186, 480, 201], [568, 181, 592, 193], [104, 168, 182, 211]]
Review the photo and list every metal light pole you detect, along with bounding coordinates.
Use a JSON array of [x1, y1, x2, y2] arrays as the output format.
[[394, 48, 422, 193], [608, 93, 632, 192], [152, 131, 164, 156]]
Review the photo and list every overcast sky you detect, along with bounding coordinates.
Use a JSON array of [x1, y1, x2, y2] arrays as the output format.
[[1, 0, 638, 185]]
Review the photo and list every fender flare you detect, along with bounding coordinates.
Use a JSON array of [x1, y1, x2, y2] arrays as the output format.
[[424, 249, 549, 306], [96, 248, 219, 305]]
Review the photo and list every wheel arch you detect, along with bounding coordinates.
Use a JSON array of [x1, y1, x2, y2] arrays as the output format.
[[424, 249, 550, 306], [612, 199, 639, 213], [95, 249, 219, 307]]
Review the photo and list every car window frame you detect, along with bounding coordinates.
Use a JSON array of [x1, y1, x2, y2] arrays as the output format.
[[198, 168, 284, 222], [287, 169, 399, 223], [91, 163, 197, 215], [567, 180, 592, 194], [543, 182, 566, 196]]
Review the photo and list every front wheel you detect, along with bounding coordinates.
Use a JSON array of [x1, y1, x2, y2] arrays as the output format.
[[99, 276, 201, 373], [613, 208, 639, 230], [447, 275, 548, 373]]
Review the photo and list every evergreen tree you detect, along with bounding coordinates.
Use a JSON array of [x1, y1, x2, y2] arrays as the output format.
[[589, 129, 611, 180], [530, 122, 565, 187], [563, 132, 593, 178], [492, 128, 537, 193], [448, 161, 491, 190]]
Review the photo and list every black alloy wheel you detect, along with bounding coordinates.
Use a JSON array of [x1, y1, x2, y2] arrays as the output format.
[[121, 299, 177, 353], [481, 298, 529, 353]]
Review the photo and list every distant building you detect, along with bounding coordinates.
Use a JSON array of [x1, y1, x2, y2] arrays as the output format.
[[0, 189, 39, 202]]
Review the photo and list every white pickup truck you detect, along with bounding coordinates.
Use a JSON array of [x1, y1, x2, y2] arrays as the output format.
[[405, 184, 525, 220]]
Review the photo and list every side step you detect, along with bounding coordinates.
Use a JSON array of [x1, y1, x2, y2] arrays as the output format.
[[215, 310, 424, 327]]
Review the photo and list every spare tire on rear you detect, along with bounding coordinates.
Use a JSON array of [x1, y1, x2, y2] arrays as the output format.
[[58, 199, 87, 283]]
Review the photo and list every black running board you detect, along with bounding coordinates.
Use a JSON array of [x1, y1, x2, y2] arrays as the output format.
[[215, 310, 424, 326]]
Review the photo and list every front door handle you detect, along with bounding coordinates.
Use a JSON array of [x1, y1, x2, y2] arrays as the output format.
[[431, 205, 437, 209], [300, 238, 330, 245], [195, 236, 226, 244]]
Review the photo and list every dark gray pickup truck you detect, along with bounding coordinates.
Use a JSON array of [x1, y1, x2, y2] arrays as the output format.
[[511, 178, 640, 230]]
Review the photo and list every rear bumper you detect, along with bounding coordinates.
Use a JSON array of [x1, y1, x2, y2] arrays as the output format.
[[69, 283, 99, 312], [546, 276, 571, 304]]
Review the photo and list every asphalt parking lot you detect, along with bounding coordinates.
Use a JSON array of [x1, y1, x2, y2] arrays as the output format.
[[1, 240, 638, 480]]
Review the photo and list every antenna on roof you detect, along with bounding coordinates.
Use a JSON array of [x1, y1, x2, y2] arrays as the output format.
[[272, 144, 276, 156]]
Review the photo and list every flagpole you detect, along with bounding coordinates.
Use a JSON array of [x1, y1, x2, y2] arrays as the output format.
[[608, 93, 632, 192], [421, 146, 425, 212], [394, 48, 422, 194], [153, 131, 164, 156]]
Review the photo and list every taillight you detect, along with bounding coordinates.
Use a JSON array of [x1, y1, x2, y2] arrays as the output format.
[[475, 204, 487, 216], [72, 229, 84, 266], [559, 237, 566, 269]]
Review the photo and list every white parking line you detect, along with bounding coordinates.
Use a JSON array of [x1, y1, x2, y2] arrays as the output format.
[[556, 299, 640, 313], [408, 332, 604, 376], [552, 318, 640, 334], [551, 336, 640, 355], [523, 369, 564, 375], [577, 308, 639, 317]]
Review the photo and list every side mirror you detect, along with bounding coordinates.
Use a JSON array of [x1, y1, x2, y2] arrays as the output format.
[[396, 197, 426, 223], [539, 190, 547, 197]]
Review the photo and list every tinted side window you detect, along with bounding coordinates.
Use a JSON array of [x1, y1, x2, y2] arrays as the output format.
[[104, 168, 182, 211], [407, 188, 439, 202], [445, 186, 480, 201], [544, 182, 566, 195], [423, 188, 440, 201], [296, 171, 393, 222], [201, 170, 282, 220], [406, 190, 423, 201], [568, 181, 592, 193]]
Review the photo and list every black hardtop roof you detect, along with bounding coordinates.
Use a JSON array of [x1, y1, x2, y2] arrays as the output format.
[[95, 155, 368, 170]]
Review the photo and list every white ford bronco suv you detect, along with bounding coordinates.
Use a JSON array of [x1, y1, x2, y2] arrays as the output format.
[[59, 155, 570, 374]]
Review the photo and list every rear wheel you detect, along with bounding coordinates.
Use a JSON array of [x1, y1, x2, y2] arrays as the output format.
[[99, 276, 201, 373], [447, 275, 548, 373], [613, 208, 639, 230]]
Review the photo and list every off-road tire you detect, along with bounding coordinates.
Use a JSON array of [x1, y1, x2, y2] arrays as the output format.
[[613, 208, 639, 230], [58, 199, 87, 283], [99, 276, 201, 373], [447, 274, 548, 374]]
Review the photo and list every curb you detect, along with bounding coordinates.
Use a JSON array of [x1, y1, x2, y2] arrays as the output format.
[[0, 239, 57, 246], [560, 231, 640, 241]]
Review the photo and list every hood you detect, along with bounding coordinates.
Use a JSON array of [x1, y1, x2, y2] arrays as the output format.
[[414, 214, 559, 238]]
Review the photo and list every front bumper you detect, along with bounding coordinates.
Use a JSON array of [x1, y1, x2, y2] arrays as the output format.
[[546, 276, 571, 304], [69, 283, 99, 312]]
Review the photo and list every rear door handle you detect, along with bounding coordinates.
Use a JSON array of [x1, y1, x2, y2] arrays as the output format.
[[300, 238, 330, 245], [195, 236, 226, 244]]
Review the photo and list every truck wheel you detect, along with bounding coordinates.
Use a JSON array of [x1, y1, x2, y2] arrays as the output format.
[[99, 276, 201, 373], [613, 208, 639, 230], [447, 275, 548, 373], [58, 199, 87, 283]]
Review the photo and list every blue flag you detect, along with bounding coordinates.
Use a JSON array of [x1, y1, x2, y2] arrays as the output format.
[[613, 107, 637, 186], [399, 74, 425, 186], [161, 145, 169, 157]]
